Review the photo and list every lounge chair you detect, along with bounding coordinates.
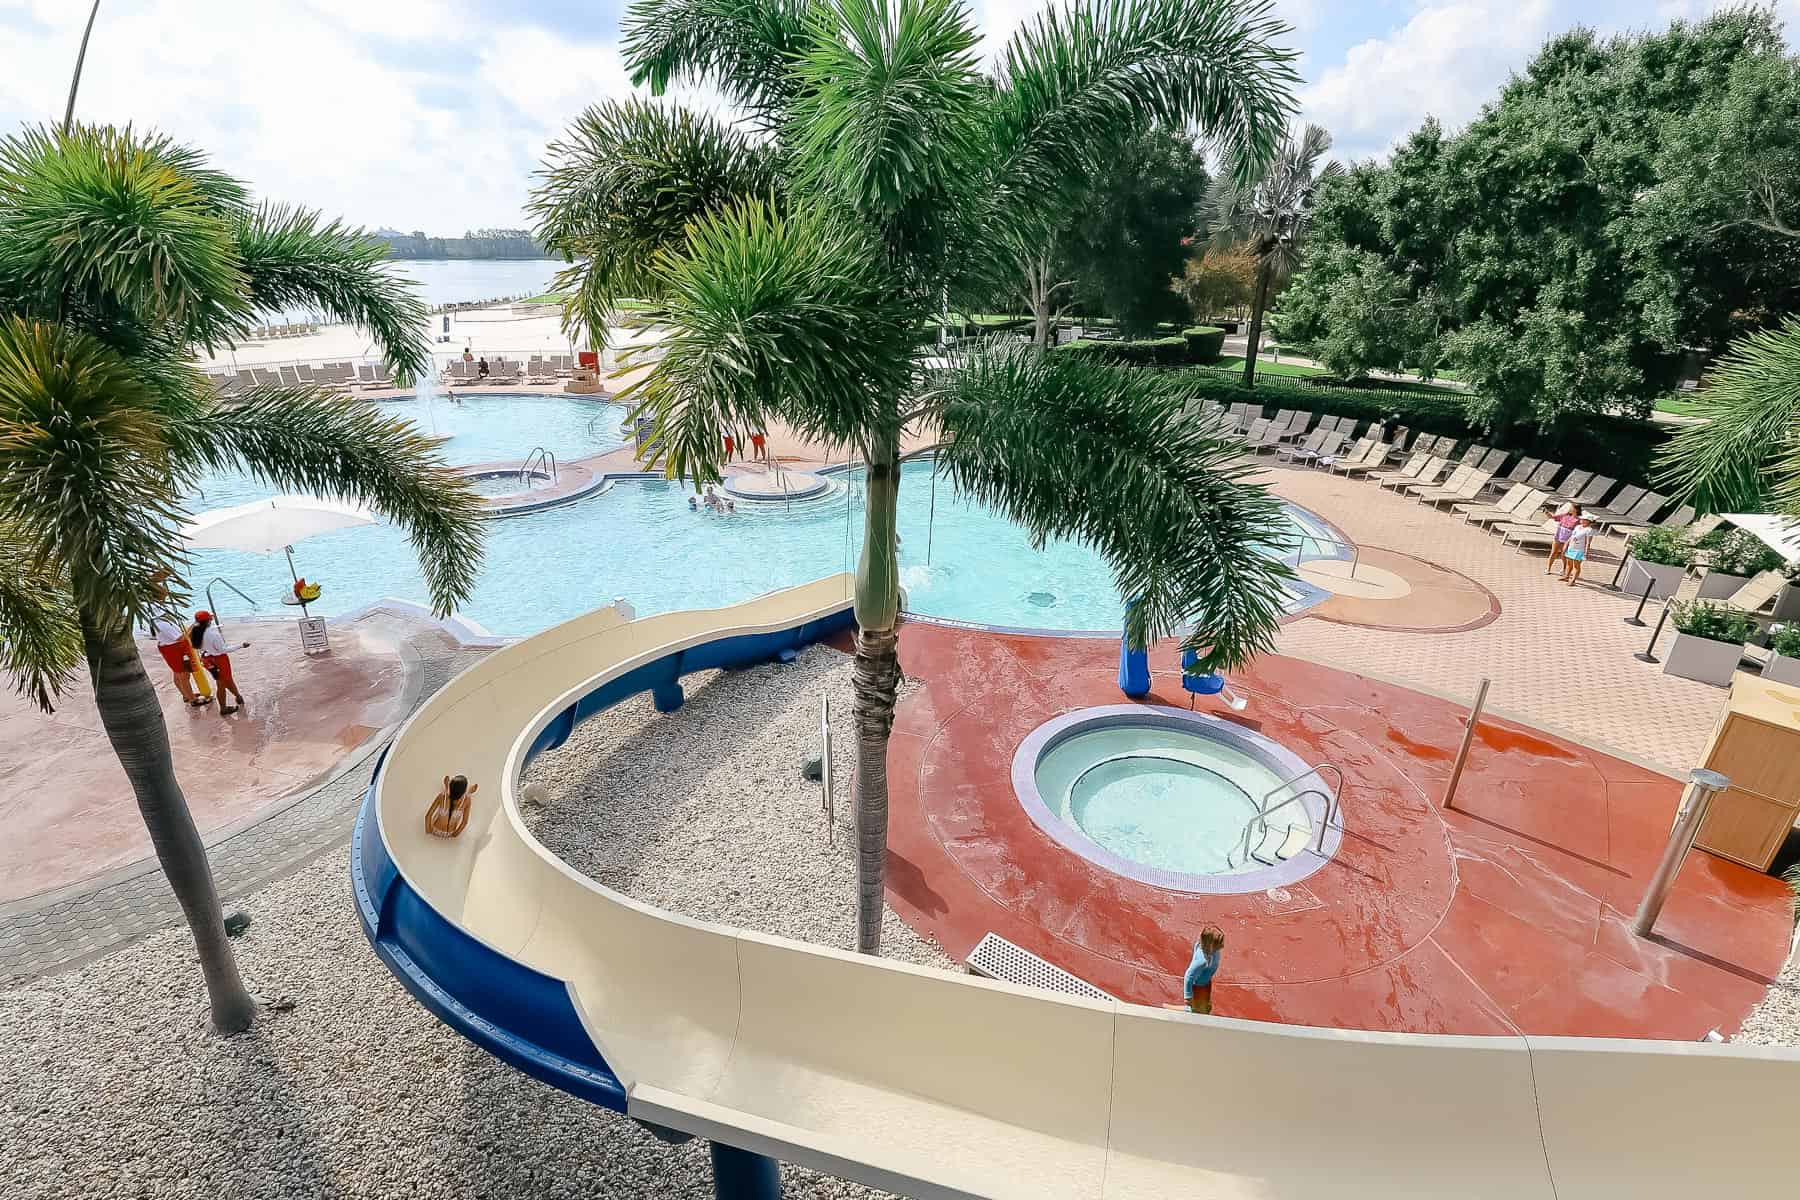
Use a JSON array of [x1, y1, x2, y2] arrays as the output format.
[[1330, 441, 1392, 476], [1417, 469, 1494, 508], [374, 362, 394, 386], [1230, 403, 1257, 432], [1456, 484, 1543, 526], [1373, 454, 1443, 491], [296, 364, 316, 384], [1549, 470, 1597, 504], [1582, 486, 1648, 530], [1483, 456, 1540, 494], [1276, 428, 1336, 465], [1238, 418, 1278, 451], [1319, 435, 1375, 470], [1609, 502, 1696, 542], [279, 366, 301, 386], [1474, 448, 1510, 473], [1523, 460, 1564, 490], [1565, 474, 1619, 508], [1405, 463, 1476, 498], [357, 365, 377, 386], [1708, 571, 1790, 641], [252, 368, 281, 387]]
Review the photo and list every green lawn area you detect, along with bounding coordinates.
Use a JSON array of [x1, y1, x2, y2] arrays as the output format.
[[1656, 393, 1706, 417], [521, 293, 657, 311], [1206, 356, 1328, 378]]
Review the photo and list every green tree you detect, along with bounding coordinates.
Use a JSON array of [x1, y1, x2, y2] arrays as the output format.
[[0, 126, 486, 1032], [1058, 126, 1209, 336], [533, 0, 1300, 953], [1206, 123, 1340, 387], [1278, 246, 1444, 380], [1174, 241, 1256, 324]]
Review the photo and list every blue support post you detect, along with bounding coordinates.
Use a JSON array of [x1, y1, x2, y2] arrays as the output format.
[[652, 679, 685, 712], [1118, 599, 1150, 699], [710, 1141, 781, 1200]]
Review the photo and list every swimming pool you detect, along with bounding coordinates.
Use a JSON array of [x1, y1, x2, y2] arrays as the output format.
[[181, 398, 1337, 636], [1014, 706, 1338, 893]]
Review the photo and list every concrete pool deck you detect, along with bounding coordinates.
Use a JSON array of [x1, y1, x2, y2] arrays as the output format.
[[882, 620, 1794, 1039]]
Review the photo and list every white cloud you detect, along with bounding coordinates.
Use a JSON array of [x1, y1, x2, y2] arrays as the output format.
[[1299, 0, 1558, 162]]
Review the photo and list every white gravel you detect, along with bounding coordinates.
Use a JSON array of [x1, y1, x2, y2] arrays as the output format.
[[0, 644, 942, 1199], [522, 644, 947, 968], [1733, 924, 1800, 1048]]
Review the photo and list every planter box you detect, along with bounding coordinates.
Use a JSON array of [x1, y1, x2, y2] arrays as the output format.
[[1772, 583, 1800, 621], [1626, 560, 1687, 601], [1664, 632, 1746, 687], [1763, 652, 1800, 687], [1698, 570, 1751, 601]]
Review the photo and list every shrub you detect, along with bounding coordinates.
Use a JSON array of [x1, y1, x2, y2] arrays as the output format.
[[1625, 526, 1693, 568], [1704, 528, 1786, 577], [1057, 336, 1189, 366], [1669, 600, 1758, 644], [1182, 326, 1226, 364], [1768, 623, 1800, 659]]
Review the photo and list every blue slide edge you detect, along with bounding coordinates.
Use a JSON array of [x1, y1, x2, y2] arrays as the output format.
[[352, 603, 856, 1112]]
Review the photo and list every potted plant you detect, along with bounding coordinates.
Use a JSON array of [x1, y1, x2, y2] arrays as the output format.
[[1663, 600, 1758, 687], [1696, 528, 1785, 599], [1764, 623, 1800, 687], [1624, 526, 1693, 600]]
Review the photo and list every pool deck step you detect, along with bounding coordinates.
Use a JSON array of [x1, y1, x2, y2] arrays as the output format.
[[1249, 822, 1312, 866]]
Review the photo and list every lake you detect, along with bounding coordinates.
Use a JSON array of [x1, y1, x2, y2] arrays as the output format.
[[265, 259, 563, 321]]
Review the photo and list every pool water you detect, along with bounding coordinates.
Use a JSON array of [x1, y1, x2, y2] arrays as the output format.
[[1035, 725, 1308, 876], [180, 395, 1332, 636]]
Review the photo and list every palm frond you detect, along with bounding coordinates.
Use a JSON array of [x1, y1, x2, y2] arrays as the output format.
[[623, 0, 813, 130], [0, 523, 82, 711], [789, 0, 986, 227], [529, 100, 781, 343], [163, 387, 486, 617], [1208, 122, 1338, 278], [233, 204, 431, 378], [988, 0, 1298, 220], [932, 341, 1292, 669], [0, 124, 251, 346], [0, 316, 187, 622], [625, 198, 920, 481], [1657, 316, 1800, 513]]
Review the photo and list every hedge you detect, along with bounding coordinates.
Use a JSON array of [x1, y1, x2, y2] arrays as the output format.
[[1183, 326, 1226, 364], [1171, 371, 1671, 487], [1058, 336, 1190, 366]]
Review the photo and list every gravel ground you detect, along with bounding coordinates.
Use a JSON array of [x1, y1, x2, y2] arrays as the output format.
[[0, 645, 939, 1200], [1733, 926, 1800, 1047], [522, 644, 948, 968]]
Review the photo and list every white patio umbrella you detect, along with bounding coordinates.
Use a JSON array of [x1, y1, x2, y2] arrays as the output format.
[[182, 494, 378, 588]]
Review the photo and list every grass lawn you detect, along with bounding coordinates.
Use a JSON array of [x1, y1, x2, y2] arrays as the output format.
[[521, 294, 658, 311], [1206, 356, 1328, 378], [1655, 394, 1706, 417]]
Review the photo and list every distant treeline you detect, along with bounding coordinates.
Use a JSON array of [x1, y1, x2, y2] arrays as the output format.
[[373, 228, 547, 260]]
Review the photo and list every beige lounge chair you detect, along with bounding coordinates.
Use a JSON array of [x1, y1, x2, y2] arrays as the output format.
[[1331, 441, 1392, 476], [1405, 463, 1475, 497], [1372, 454, 1441, 490], [1417, 470, 1494, 508], [1456, 485, 1543, 526]]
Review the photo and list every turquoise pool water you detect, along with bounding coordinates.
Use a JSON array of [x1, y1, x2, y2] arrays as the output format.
[[181, 397, 1331, 636], [1035, 725, 1307, 876]]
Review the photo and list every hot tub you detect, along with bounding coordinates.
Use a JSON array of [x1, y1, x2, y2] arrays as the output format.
[[1012, 705, 1340, 893]]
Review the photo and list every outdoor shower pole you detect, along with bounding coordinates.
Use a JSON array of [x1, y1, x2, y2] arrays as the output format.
[[1441, 677, 1490, 813], [1632, 769, 1731, 937]]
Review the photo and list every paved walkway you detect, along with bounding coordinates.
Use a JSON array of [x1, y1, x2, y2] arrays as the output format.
[[885, 622, 1793, 1039], [0, 612, 488, 984]]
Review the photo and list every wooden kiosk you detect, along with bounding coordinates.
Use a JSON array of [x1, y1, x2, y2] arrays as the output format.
[[1693, 672, 1800, 871]]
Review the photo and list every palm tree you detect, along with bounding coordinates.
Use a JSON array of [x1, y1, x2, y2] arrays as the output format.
[[533, 0, 1300, 954], [1207, 122, 1340, 387], [1658, 316, 1800, 513], [0, 125, 486, 1032]]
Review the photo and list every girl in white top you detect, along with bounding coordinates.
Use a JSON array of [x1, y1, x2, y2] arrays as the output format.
[[149, 616, 204, 706], [190, 611, 250, 716]]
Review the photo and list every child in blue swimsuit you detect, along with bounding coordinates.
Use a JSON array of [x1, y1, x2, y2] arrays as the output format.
[[1183, 926, 1226, 1014]]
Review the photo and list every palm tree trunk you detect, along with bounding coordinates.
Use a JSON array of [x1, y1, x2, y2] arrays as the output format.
[[80, 612, 256, 1033], [851, 443, 903, 955], [1242, 259, 1274, 388]]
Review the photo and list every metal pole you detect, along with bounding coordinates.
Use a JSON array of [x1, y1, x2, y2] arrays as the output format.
[[1632, 768, 1730, 937], [1610, 549, 1633, 590], [926, 459, 938, 565], [1635, 600, 1675, 663], [1441, 677, 1490, 813], [1623, 568, 1655, 626], [820, 694, 834, 844]]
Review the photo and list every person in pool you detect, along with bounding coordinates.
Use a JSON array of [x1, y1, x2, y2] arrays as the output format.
[[1183, 925, 1226, 1014]]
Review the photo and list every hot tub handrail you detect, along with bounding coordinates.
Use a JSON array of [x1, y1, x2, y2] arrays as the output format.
[[1233, 762, 1344, 865], [520, 446, 557, 485]]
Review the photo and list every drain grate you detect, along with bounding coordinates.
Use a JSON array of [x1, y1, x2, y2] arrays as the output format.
[[965, 932, 1115, 1001]]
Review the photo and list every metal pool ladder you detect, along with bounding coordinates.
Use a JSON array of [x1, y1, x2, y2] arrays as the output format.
[[1229, 763, 1344, 868], [520, 446, 558, 487]]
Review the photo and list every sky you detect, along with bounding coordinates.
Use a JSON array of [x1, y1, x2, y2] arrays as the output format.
[[0, 0, 1795, 233]]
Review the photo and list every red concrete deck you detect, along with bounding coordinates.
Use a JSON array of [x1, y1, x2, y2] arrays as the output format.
[[0, 620, 408, 902], [885, 621, 1793, 1039]]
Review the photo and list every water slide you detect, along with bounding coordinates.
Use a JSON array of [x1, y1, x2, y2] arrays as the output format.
[[354, 574, 1797, 1199]]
